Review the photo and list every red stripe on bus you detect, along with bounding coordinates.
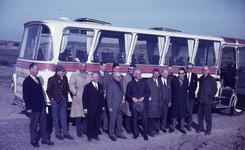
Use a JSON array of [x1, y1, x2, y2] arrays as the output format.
[[223, 38, 236, 43], [16, 60, 217, 74], [237, 39, 245, 45]]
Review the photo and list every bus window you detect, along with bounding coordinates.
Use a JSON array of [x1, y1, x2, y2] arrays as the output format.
[[132, 34, 160, 65], [164, 37, 192, 66], [92, 31, 129, 64], [19, 25, 53, 61], [237, 47, 245, 70], [220, 47, 236, 88], [194, 40, 219, 67], [59, 28, 94, 62]]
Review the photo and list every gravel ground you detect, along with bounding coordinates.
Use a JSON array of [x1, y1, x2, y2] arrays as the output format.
[[0, 66, 245, 150]]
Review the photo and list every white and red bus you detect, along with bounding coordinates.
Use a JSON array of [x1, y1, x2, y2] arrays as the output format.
[[12, 17, 245, 115]]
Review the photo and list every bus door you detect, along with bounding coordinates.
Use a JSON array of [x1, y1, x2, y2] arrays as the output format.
[[235, 47, 245, 111]]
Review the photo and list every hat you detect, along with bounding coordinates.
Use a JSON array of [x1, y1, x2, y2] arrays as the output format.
[[133, 102, 144, 112], [55, 64, 65, 72], [118, 102, 127, 114]]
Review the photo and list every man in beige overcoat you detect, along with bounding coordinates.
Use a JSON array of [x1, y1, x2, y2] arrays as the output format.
[[69, 62, 92, 137]]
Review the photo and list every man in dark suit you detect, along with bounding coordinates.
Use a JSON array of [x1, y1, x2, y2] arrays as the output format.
[[185, 63, 198, 131], [46, 64, 74, 140], [96, 61, 110, 134], [196, 66, 217, 135], [169, 67, 188, 134], [107, 71, 127, 141], [160, 69, 172, 133], [23, 63, 54, 147], [167, 65, 176, 81], [147, 69, 163, 137], [126, 69, 150, 141], [83, 73, 104, 142]]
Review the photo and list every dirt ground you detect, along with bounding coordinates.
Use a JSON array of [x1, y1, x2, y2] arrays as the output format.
[[0, 65, 245, 150]]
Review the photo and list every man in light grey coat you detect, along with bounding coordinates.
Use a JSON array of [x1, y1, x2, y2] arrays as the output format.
[[69, 62, 92, 137], [107, 72, 127, 141]]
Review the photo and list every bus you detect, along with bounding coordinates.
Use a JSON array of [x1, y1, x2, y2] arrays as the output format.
[[11, 17, 245, 115]]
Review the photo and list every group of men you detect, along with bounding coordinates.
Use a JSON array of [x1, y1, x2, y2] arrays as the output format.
[[23, 61, 217, 147]]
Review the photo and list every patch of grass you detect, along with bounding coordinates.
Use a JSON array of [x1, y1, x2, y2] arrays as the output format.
[[0, 49, 20, 66]]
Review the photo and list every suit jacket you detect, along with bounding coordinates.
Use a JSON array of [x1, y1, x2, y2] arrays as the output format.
[[23, 76, 45, 112], [171, 77, 188, 118], [160, 77, 172, 106], [83, 82, 104, 114], [46, 73, 69, 103], [126, 78, 150, 111], [197, 74, 217, 104], [187, 72, 198, 100], [96, 70, 110, 93], [107, 79, 124, 110], [147, 77, 163, 118]]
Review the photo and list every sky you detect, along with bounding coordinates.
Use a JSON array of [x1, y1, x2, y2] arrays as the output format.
[[0, 0, 245, 42]]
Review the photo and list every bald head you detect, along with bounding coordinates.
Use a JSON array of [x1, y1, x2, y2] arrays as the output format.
[[161, 69, 168, 79], [79, 62, 86, 73]]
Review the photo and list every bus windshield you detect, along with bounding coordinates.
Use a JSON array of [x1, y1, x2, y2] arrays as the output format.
[[19, 25, 53, 61]]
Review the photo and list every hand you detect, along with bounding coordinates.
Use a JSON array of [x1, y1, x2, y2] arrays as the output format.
[[138, 97, 144, 102], [168, 103, 171, 107], [132, 97, 138, 103], [149, 97, 151, 101], [84, 110, 87, 114], [104, 93, 106, 98], [27, 109, 32, 114], [109, 108, 113, 112], [122, 99, 125, 103]]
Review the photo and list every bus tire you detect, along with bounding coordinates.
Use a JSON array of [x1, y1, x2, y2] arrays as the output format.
[[231, 96, 244, 116]]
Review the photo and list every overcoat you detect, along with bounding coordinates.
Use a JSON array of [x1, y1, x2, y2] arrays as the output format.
[[197, 74, 217, 104], [123, 73, 133, 117], [69, 70, 92, 118], [171, 77, 188, 118], [147, 77, 163, 118]]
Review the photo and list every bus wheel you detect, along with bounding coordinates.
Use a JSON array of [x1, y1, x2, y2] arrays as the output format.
[[232, 96, 244, 116]]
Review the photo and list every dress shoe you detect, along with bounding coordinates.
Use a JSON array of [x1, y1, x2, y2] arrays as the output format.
[[31, 142, 40, 148], [154, 130, 160, 135], [187, 127, 192, 131], [55, 135, 64, 140], [180, 129, 187, 134], [196, 129, 204, 133], [42, 141, 54, 145], [109, 136, 117, 141], [88, 138, 92, 142], [169, 128, 175, 133], [148, 132, 155, 137], [103, 130, 109, 134], [116, 135, 127, 139], [161, 129, 167, 133], [64, 134, 74, 140], [83, 131, 87, 135], [144, 136, 148, 141], [77, 133, 83, 137], [98, 130, 102, 134], [133, 135, 138, 139], [205, 132, 211, 135], [126, 130, 132, 134], [93, 137, 100, 141]]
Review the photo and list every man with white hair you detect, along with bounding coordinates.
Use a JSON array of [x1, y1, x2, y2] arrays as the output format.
[[196, 66, 217, 135], [83, 73, 104, 142]]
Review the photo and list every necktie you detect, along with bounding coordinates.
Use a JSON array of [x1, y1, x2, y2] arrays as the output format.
[[34, 78, 39, 84], [95, 84, 98, 90]]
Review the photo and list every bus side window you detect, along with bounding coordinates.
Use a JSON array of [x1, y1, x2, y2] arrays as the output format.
[[132, 34, 159, 65], [92, 31, 128, 64], [194, 40, 218, 67], [60, 28, 93, 62]]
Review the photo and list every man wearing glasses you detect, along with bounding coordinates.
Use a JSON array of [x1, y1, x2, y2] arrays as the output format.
[[169, 67, 188, 134], [185, 63, 197, 131], [196, 66, 217, 135], [123, 64, 137, 134], [107, 72, 127, 141], [46, 64, 74, 140]]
